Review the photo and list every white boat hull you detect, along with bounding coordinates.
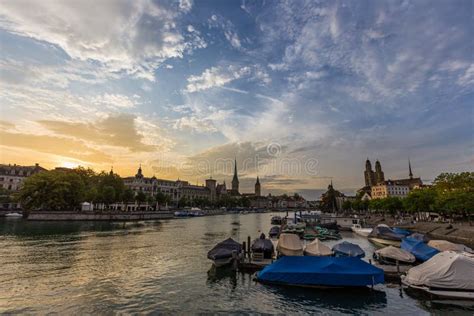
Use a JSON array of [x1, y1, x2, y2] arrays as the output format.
[[369, 238, 401, 248], [5, 212, 22, 218], [212, 257, 234, 267], [351, 228, 372, 237], [402, 281, 474, 300]]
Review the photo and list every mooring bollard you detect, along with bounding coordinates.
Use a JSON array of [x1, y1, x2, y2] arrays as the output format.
[[242, 241, 246, 260], [247, 236, 251, 258]]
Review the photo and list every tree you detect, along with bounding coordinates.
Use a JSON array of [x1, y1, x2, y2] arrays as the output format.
[[16, 170, 85, 211], [122, 188, 135, 203], [135, 191, 147, 209], [342, 200, 352, 211], [101, 186, 116, 208]]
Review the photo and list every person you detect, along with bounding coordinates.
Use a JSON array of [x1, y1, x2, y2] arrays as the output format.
[[260, 233, 266, 239]]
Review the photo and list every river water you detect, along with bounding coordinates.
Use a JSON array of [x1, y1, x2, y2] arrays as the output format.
[[0, 213, 472, 314]]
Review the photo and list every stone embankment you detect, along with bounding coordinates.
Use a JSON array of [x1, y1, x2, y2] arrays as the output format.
[[397, 222, 474, 248], [27, 211, 174, 221]]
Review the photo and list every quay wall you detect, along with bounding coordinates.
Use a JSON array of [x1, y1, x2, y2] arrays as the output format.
[[27, 211, 174, 221]]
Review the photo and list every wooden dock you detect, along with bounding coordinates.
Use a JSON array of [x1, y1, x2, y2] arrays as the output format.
[[238, 258, 274, 272]]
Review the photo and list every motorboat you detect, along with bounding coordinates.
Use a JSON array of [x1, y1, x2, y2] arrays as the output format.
[[373, 246, 416, 265], [268, 226, 280, 238], [351, 224, 372, 237], [332, 241, 365, 258], [5, 212, 22, 218], [251, 237, 275, 259], [402, 251, 474, 299], [271, 216, 283, 225], [276, 233, 303, 256], [407, 232, 429, 243], [256, 256, 384, 288], [174, 211, 189, 217], [401, 237, 439, 262], [427, 240, 473, 253], [368, 224, 404, 247], [207, 238, 243, 267], [304, 239, 332, 256], [392, 227, 411, 236]]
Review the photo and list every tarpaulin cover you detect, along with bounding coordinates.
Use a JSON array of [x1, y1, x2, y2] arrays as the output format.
[[269, 226, 280, 237], [404, 251, 474, 290], [392, 228, 411, 236], [368, 225, 404, 241], [407, 233, 429, 243], [207, 238, 242, 260], [427, 240, 473, 253], [375, 246, 415, 263], [304, 239, 332, 256], [257, 256, 384, 287], [277, 233, 303, 256], [401, 237, 439, 262], [332, 241, 365, 258], [251, 238, 275, 258]]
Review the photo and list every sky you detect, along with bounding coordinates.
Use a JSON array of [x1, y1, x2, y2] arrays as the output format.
[[0, 0, 472, 199]]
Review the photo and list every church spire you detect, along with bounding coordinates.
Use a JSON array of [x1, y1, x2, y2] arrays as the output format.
[[231, 157, 239, 194], [409, 159, 413, 179]]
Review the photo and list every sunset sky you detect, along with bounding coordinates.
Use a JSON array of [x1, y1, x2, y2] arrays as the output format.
[[0, 0, 472, 199]]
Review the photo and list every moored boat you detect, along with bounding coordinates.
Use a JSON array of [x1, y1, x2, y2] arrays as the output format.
[[401, 237, 439, 262], [332, 241, 365, 258], [351, 224, 372, 237], [304, 239, 332, 256], [256, 256, 384, 288], [271, 216, 283, 225], [276, 233, 303, 256], [207, 238, 243, 267], [373, 246, 416, 265], [368, 224, 404, 247], [427, 240, 473, 253], [5, 212, 22, 218], [268, 226, 280, 238], [251, 237, 275, 259], [402, 251, 474, 299]]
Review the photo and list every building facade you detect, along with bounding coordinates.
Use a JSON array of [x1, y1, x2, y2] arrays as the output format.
[[371, 181, 410, 199], [0, 163, 46, 191]]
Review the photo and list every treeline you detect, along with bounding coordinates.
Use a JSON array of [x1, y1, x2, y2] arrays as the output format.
[[343, 172, 473, 220], [16, 167, 135, 211]]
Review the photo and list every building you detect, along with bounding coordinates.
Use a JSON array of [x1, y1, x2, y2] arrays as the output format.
[[254, 176, 261, 197], [230, 158, 240, 195], [371, 180, 410, 199], [123, 165, 179, 201], [0, 163, 46, 191], [360, 158, 423, 197]]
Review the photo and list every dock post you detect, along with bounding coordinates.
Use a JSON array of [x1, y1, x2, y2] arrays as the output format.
[[247, 236, 251, 258], [369, 259, 372, 265], [242, 242, 246, 259], [232, 250, 238, 270]]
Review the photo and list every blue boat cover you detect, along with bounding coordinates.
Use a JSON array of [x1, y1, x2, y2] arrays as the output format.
[[392, 228, 411, 236], [332, 241, 365, 258], [257, 256, 384, 287], [407, 233, 429, 243], [401, 237, 439, 262]]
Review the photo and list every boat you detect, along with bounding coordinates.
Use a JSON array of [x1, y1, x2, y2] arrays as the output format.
[[427, 240, 473, 253], [281, 222, 305, 236], [373, 246, 416, 265], [5, 212, 22, 217], [256, 256, 384, 288], [268, 226, 280, 238], [207, 238, 243, 267], [407, 232, 429, 243], [174, 211, 189, 217], [332, 241, 365, 258], [392, 227, 411, 236], [303, 225, 341, 241], [304, 239, 332, 256], [402, 251, 474, 299], [368, 224, 404, 247], [401, 237, 439, 262], [251, 237, 275, 259], [271, 216, 283, 225], [351, 224, 372, 237], [276, 233, 303, 256]]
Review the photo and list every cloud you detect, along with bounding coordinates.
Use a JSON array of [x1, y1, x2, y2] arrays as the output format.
[[185, 65, 251, 92], [0, 0, 204, 81], [179, 0, 193, 12], [38, 114, 156, 152], [90, 93, 138, 109], [0, 130, 112, 163]]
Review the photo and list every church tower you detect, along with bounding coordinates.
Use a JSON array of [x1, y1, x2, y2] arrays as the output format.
[[375, 160, 385, 184], [232, 158, 239, 193], [135, 164, 144, 179], [255, 176, 261, 196], [364, 159, 375, 186]]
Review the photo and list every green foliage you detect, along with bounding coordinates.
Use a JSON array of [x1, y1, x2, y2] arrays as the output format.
[[342, 200, 352, 211], [122, 188, 135, 203], [16, 169, 86, 211], [135, 191, 147, 204]]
